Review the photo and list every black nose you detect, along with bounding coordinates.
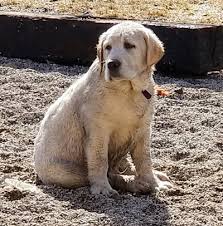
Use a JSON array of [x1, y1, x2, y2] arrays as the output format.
[[107, 60, 121, 71]]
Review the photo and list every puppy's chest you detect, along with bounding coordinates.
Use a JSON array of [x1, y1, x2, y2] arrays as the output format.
[[103, 92, 153, 163], [105, 93, 151, 124]]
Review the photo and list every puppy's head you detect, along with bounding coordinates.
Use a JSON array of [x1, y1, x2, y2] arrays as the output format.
[[97, 22, 164, 81]]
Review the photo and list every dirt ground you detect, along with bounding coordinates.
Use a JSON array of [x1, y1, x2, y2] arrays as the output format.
[[0, 0, 223, 25], [0, 56, 222, 226]]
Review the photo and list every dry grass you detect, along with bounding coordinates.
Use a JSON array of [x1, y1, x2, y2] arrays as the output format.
[[0, 0, 222, 24]]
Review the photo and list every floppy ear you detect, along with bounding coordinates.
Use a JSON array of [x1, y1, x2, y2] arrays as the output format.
[[97, 32, 106, 74], [143, 28, 164, 67]]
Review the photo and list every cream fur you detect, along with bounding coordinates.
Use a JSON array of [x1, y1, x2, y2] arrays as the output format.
[[34, 22, 173, 195]]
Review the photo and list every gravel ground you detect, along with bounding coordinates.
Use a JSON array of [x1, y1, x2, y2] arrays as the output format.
[[0, 57, 222, 226]]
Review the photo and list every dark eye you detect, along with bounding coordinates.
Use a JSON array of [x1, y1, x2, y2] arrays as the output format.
[[105, 45, 112, 51], [124, 42, 135, 49]]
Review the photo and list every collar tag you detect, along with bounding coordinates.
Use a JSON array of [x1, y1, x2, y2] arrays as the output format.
[[142, 90, 152, 99]]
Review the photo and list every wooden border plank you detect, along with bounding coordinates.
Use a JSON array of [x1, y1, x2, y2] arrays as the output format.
[[0, 12, 222, 75]]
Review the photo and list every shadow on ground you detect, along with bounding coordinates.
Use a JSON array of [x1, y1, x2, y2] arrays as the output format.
[[154, 71, 223, 92], [41, 185, 170, 226]]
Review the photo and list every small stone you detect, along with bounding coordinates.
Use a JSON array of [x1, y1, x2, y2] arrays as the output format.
[[166, 188, 185, 196], [4, 178, 42, 194], [215, 186, 223, 192], [174, 88, 184, 95], [3, 186, 27, 201]]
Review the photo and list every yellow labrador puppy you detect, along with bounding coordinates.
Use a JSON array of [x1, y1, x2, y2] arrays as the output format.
[[34, 22, 173, 195]]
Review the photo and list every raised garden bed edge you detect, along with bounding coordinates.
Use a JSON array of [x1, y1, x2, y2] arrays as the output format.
[[0, 12, 222, 75]]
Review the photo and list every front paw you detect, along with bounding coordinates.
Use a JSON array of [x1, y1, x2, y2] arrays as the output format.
[[152, 170, 173, 191], [90, 182, 118, 196], [132, 171, 173, 193]]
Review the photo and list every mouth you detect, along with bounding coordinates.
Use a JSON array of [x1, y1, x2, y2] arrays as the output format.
[[106, 73, 137, 82], [108, 74, 129, 82], [105, 71, 121, 81], [105, 68, 137, 82]]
